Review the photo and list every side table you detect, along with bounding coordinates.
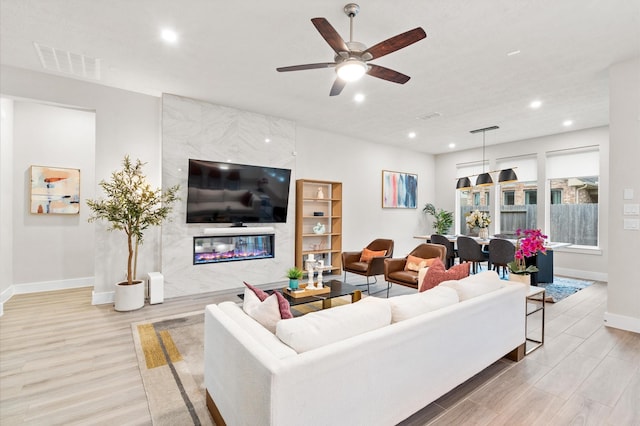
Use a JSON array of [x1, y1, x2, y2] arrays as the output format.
[[525, 286, 545, 355]]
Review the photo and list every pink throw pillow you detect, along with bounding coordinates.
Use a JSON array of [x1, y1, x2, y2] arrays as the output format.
[[244, 281, 269, 301], [419, 259, 470, 292]]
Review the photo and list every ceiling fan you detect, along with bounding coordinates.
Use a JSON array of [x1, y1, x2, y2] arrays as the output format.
[[276, 3, 427, 96]]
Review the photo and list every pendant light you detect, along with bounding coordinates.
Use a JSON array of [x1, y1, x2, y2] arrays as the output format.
[[471, 126, 498, 187], [455, 125, 518, 189], [498, 168, 518, 183], [456, 177, 472, 190]]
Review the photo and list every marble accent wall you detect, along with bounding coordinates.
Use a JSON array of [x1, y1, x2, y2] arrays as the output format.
[[161, 94, 296, 297]]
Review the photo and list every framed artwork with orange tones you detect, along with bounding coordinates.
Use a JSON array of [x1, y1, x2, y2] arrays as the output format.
[[382, 170, 417, 209], [30, 166, 80, 215]]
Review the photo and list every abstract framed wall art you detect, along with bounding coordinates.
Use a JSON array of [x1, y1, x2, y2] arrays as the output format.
[[382, 170, 417, 209], [30, 166, 81, 215]]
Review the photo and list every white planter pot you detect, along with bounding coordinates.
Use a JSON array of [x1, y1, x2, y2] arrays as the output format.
[[508, 273, 531, 289], [114, 280, 145, 311]]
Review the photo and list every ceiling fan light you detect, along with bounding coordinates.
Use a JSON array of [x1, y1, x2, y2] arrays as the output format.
[[336, 60, 367, 82], [476, 173, 494, 186], [456, 177, 472, 190], [498, 168, 518, 183]]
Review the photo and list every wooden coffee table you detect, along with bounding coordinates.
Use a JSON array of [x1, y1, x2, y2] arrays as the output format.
[[281, 279, 361, 309]]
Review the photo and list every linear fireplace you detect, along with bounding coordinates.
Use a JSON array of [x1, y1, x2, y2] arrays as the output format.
[[193, 229, 275, 265]]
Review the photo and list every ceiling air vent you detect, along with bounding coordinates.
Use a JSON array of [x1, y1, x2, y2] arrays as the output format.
[[33, 42, 101, 80], [417, 112, 442, 120]]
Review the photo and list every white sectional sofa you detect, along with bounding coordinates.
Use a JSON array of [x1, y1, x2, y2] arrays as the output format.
[[204, 272, 527, 425]]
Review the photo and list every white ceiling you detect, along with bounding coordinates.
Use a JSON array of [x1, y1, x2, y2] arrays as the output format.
[[1, 0, 639, 154]]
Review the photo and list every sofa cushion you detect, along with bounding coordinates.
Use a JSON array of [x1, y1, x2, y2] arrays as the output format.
[[419, 259, 470, 292], [439, 271, 505, 301], [275, 297, 391, 353], [217, 302, 297, 359], [388, 286, 459, 323], [404, 255, 436, 272], [242, 287, 292, 333], [360, 248, 387, 263]]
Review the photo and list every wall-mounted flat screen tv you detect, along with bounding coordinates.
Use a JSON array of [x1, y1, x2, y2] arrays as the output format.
[[186, 159, 292, 224]]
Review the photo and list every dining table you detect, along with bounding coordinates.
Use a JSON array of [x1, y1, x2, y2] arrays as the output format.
[[413, 234, 570, 284]]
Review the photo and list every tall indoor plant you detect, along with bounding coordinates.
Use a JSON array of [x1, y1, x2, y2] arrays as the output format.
[[87, 156, 179, 311], [423, 203, 454, 235]]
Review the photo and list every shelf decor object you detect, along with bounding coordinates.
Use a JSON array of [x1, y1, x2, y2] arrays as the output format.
[[382, 170, 417, 209]]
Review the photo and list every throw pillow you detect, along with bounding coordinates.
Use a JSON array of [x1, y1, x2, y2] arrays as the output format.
[[359, 248, 387, 263], [404, 255, 436, 272], [244, 281, 269, 301], [419, 259, 470, 292], [242, 284, 292, 333]]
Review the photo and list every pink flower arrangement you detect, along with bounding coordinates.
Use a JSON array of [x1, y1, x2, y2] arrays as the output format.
[[508, 228, 548, 274]]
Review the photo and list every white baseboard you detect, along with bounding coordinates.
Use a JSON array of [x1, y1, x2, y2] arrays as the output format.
[[604, 312, 640, 333], [11, 277, 94, 294], [92, 290, 115, 305], [0, 277, 94, 316], [554, 267, 608, 282]]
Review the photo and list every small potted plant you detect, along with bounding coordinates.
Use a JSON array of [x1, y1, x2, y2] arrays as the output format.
[[507, 228, 548, 286], [423, 203, 454, 235], [87, 155, 180, 311], [286, 267, 303, 290]]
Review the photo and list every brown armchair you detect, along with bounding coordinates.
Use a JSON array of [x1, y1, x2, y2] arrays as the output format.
[[342, 239, 394, 294], [383, 243, 446, 296]]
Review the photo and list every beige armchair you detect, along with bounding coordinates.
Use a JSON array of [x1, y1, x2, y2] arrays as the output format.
[[383, 243, 446, 296], [342, 239, 394, 294]]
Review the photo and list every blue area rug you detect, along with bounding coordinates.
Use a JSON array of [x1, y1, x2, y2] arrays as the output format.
[[474, 266, 593, 303], [531, 276, 594, 303]]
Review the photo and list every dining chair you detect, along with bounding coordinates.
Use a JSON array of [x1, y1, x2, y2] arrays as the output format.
[[488, 238, 515, 277], [430, 234, 457, 269], [456, 236, 489, 274]]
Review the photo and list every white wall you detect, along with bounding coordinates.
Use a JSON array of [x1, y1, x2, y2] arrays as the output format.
[[161, 94, 296, 297], [434, 126, 610, 281], [606, 57, 640, 333], [296, 126, 435, 257], [12, 101, 95, 284], [0, 98, 14, 305], [1, 65, 160, 304]]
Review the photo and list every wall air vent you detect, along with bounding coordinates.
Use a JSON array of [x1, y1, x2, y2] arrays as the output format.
[[33, 42, 101, 80]]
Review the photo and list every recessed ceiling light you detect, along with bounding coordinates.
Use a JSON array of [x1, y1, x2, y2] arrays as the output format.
[[507, 50, 521, 56], [265, 138, 271, 143], [161, 29, 178, 43], [563, 120, 573, 127], [530, 100, 542, 109], [354, 93, 365, 103], [448, 143, 455, 149], [408, 132, 417, 139]]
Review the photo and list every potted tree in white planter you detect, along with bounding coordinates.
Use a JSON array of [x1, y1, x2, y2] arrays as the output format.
[[87, 156, 179, 311]]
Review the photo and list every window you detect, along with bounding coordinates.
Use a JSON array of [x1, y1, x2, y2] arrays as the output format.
[[503, 191, 515, 205], [473, 192, 480, 206], [546, 147, 599, 246], [497, 156, 537, 237], [525, 190, 537, 205]]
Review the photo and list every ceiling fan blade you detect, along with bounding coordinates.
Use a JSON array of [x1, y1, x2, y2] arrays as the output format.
[[277, 62, 336, 72], [311, 17, 349, 55], [363, 27, 426, 60], [329, 78, 346, 96], [367, 64, 411, 84]]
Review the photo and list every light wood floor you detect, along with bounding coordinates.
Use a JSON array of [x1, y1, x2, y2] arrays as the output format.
[[1, 279, 638, 425]]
